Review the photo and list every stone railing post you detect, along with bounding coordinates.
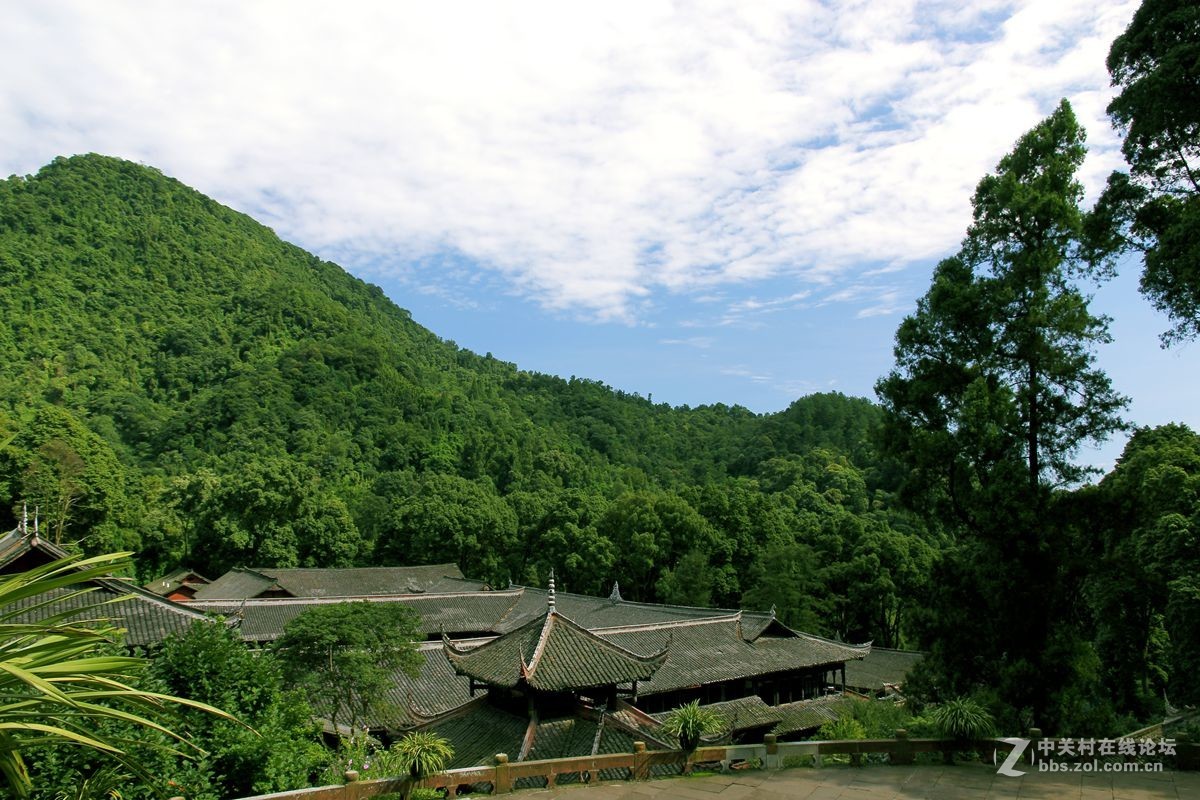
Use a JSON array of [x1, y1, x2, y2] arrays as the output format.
[[340, 770, 360, 800], [891, 729, 913, 765], [763, 733, 781, 770], [633, 741, 649, 781], [494, 753, 511, 794]]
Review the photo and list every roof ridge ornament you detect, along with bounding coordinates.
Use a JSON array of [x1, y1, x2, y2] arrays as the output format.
[[547, 568, 556, 611], [608, 581, 622, 602]]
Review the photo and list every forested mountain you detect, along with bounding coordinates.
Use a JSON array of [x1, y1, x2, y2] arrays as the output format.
[[0, 154, 934, 647]]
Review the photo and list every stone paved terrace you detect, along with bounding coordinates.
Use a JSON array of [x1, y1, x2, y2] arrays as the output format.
[[511, 762, 1200, 799]]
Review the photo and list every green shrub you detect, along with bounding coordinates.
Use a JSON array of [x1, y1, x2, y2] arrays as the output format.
[[392, 732, 454, 781], [841, 699, 914, 738], [816, 716, 866, 741], [929, 698, 995, 741], [661, 701, 727, 752], [320, 735, 401, 784]]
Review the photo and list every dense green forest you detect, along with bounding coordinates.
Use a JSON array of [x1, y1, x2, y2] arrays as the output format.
[[0, 153, 933, 649]]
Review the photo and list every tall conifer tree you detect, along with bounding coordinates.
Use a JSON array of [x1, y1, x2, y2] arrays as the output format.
[[877, 100, 1127, 729]]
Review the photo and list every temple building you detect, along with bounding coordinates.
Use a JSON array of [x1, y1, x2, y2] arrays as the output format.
[[182, 565, 877, 768], [396, 574, 861, 771], [2, 525, 917, 772]]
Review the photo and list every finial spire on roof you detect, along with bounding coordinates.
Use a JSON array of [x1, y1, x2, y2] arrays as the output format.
[[609, 581, 622, 602], [769, 604, 776, 618], [548, 568, 556, 611]]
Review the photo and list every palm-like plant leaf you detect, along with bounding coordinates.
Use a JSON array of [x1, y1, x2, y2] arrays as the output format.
[[392, 731, 454, 780], [660, 700, 727, 752], [0, 550, 244, 798], [929, 697, 996, 741]]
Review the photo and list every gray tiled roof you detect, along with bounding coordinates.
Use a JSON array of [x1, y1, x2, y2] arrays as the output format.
[[651, 695, 783, 732], [523, 717, 601, 762], [4, 583, 213, 647], [191, 569, 277, 600], [444, 610, 668, 692], [418, 702, 643, 774], [598, 616, 869, 695], [187, 590, 524, 642], [422, 700, 530, 768], [0, 531, 215, 647], [771, 695, 846, 736], [192, 564, 472, 600], [376, 644, 477, 728], [496, 586, 777, 636], [303, 642, 477, 731], [844, 647, 924, 692], [393, 592, 523, 636], [608, 703, 676, 749]]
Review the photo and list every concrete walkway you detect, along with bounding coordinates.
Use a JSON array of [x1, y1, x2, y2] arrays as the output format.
[[512, 763, 1199, 799]]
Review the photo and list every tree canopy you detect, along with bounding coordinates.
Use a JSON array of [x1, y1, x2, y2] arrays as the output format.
[[1099, 0, 1200, 342], [273, 602, 424, 733]]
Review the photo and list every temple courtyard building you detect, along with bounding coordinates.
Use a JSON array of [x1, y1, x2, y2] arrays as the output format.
[[1, 526, 921, 773]]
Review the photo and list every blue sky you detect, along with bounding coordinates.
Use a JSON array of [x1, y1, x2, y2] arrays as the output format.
[[2, 0, 1195, 473]]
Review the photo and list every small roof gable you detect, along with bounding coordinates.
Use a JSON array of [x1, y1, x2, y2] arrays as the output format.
[[191, 567, 280, 600], [142, 568, 210, 597], [443, 609, 668, 692], [0, 526, 70, 570]]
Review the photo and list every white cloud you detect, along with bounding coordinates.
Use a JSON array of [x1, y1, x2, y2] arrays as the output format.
[[0, 0, 1139, 322], [659, 337, 716, 349]]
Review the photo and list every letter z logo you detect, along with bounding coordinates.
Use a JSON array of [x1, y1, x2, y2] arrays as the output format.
[[996, 738, 1030, 777]]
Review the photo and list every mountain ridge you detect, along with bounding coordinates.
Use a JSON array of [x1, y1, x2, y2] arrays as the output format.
[[0, 154, 922, 646]]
